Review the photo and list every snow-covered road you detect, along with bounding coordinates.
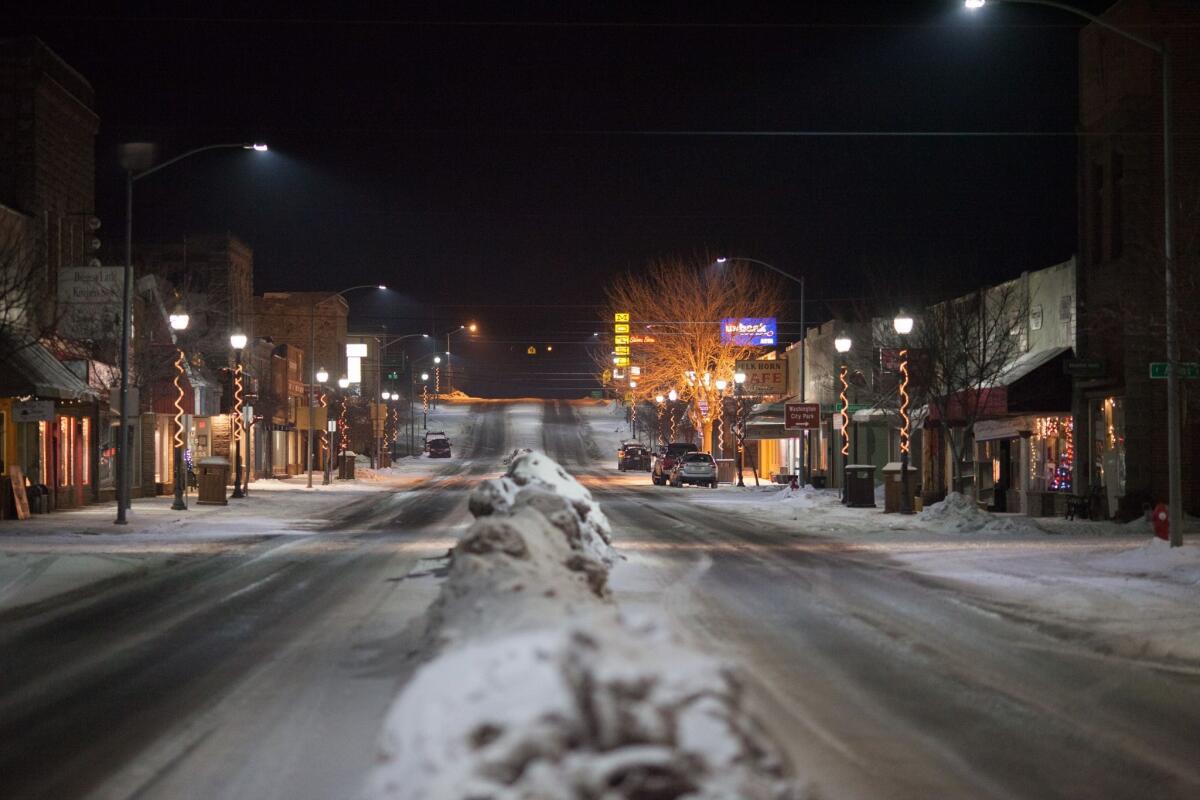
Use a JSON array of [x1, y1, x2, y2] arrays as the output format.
[[2, 398, 1197, 799], [547, 402, 1200, 800]]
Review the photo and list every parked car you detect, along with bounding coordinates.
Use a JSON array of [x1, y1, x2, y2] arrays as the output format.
[[424, 430, 447, 453], [669, 452, 718, 488], [427, 437, 452, 458], [651, 442, 699, 486], [618, 443, 651, 471]]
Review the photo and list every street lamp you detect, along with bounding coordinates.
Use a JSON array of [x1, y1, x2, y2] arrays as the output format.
[[733, 372, 748, 487], [337, 376, 349, 389], [115, 141, 267, 524], [308, 285, 386, 488], [893, 312, 915, 514], [966, 1, 1180, 544], [835, 334, 852, 503], [169, 306, 189, 511], [230, 331, 248, 498], [445, 323, 478, 395]]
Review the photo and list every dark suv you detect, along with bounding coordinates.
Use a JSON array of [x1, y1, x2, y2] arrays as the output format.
[[651, 442, 699, 486], [618, 443, 651, 471]]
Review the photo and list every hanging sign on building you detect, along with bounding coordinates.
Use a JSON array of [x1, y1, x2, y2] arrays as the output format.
[[735, 358, 786, 393], [12, 400, 56, 423], [56, 266, 124, 342]]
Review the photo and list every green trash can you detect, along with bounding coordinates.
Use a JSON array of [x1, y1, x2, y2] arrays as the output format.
[[845, 464, 877, 508]]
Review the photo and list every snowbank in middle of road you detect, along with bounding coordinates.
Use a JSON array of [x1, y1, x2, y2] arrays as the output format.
[[364, 450, 805, 800]]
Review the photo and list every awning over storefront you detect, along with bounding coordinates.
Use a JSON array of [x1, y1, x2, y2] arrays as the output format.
[[744, 396, 798, 440], [0, 336, 97, 400], [928, 347, 1073, 423]]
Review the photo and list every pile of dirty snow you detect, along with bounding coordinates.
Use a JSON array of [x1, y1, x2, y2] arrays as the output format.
[[1090, 537, 1200, 584], [364, 450, 805, 800], [917, 492, 1041, 534], [769, 483, 829, 511]]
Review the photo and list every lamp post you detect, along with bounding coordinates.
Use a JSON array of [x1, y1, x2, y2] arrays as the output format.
[[893, 312, 915, 514], [308, 284, 386, 488], [115, 141, 267, 524], [169, 306, 189, 511], [715, 378, 728, 458], [655, 394, 666, 448], [337, 375, 349, 476], [966, 0, 1180, 544], [230, 331, 248, 498], [835, 334, 852, 504], [314, 366, 329, 481], [733, 373, 746, 487], [716, 256, 807, 486], [420, 373, 430, 430], [444, 322, 478, 397]]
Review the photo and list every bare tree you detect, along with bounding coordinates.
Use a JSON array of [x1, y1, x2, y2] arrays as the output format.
[[0, 207, 54, 347], [604, 254, 782, 449], [907, 280, 1029, 500]]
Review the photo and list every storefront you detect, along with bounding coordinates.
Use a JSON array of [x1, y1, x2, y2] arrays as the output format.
[[0, 337, 100, 513], [973, 413, 1076, 516]]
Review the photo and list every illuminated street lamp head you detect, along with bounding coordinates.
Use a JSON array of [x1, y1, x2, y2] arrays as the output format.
[[734, 372, 747, 385], [421, 372, 429, 381], [834, 334, 852, 354], [715, 256, 728, 264], [893, 310, 914, 336], [655, 394, 665, 404], [964, 0, 985, 8], [668, 389, 679, 402], [381, 391, 391, 400], [316, 367, 329, 384], [433, 356, 442, 364], [337, 376, 350, 389], [229, 331, 248, 350], [468, 323, 478, 332], [244, 143, 269, 151], [716, 379, 728, 391], [168, 306, 189, 331], [377, 284, 388, 290]]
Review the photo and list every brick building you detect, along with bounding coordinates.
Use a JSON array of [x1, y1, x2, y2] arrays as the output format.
[[254, 291, 349, 386], [0, 36, 100, 300], [0, 36, 104, 511], [136, 233, 254, 356], [1074, 0, 1200, 518]]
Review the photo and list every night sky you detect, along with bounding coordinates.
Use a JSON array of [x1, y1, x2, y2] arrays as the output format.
[[15, 0, 1113, 396]]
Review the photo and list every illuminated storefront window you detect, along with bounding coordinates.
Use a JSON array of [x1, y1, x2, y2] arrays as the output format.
[[1029, 415, 1074, 493]]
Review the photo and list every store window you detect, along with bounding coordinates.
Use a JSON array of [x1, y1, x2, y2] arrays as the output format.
[[80, 417, 90, 485], [1029, 416, 1075, 493], [1091, 396, 1126, 497]]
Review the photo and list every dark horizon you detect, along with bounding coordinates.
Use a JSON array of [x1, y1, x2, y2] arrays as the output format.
[[12, 0, 1112, 395]]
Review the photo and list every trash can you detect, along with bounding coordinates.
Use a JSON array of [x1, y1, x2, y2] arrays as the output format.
[[844, 464, 877, 508], [32, 484, 50, 514], [881, 462, 919, 513], [196, 457, 230, 505], [715, 458, 736, 485], [338, 453, 356, 480]]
